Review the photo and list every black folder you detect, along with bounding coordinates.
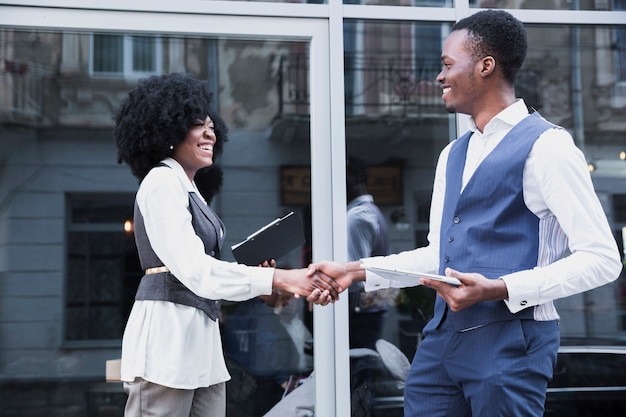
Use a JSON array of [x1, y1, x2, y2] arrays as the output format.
[[231, 211, 305, 266]]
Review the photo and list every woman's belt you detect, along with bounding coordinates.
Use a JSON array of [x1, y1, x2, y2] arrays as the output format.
[[145, 266, 170, 275]]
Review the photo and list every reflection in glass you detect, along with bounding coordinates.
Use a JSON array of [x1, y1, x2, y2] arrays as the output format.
[[0, 28, 314, 416], [344, 20, 445, 117], [92, 34, 123, 73], [344, 18, 626, 415], [470, 0, 622, 11], [66, 194, 139, 341], [344, 0, 452, 6], [1, 8, 626, 416], [522, 25, 625, 163], [201, 0, 326, 2]]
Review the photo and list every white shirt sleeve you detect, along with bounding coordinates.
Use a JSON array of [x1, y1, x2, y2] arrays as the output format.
[[137, 164, 274, 301], [363, 124, 621, 308], [501, 128, 622, 312]]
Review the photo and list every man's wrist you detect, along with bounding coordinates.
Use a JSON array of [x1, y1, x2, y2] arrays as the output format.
[[494, 278, 509, 301], [347, 261, 366, 283]]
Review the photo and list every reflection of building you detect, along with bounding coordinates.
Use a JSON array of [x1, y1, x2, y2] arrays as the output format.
[[1, 1, 626, 415]]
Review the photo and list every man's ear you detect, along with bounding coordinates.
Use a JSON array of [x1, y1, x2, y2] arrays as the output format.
[[478, 56, 496, 78]]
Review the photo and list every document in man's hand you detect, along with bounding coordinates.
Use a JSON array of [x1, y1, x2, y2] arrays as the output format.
[[362, 265, 461, 287], [231, 211, 305, 266]]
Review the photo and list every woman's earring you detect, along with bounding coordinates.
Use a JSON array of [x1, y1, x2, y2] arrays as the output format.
[[169, 144, 174, 150]]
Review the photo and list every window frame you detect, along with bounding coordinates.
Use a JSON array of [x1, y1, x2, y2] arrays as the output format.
[[2, 1, 626, 416]]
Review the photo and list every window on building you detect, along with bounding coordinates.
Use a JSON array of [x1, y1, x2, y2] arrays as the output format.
[[65, 193, 141, 342], [91, 34, 162, 78]]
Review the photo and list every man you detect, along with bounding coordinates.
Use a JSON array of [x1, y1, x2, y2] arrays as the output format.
[[345, 156, 392, 349], [308, 10, 622, 417]]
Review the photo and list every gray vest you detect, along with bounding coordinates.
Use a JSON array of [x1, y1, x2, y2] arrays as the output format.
[[133, 191, 225, 321]]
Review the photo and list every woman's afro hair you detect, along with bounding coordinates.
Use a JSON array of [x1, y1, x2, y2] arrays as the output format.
[[114, 72, 228, 181]]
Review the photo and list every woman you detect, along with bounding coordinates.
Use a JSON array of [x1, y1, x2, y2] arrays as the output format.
[[114, 73, 340, 417]]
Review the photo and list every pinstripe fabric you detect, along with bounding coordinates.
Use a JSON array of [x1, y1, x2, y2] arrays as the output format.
[[533, 215, 568, 321]]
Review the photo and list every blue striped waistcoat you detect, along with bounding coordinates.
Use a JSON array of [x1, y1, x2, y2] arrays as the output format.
[[426, 112, 555, 332]]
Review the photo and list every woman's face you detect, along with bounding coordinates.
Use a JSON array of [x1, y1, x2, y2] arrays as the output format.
[[172, 116, 216, 181]]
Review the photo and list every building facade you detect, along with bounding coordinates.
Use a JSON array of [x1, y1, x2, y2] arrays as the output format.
[[1, 0, 625, 416]]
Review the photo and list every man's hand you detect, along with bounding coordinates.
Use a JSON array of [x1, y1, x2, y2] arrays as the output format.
[[419, 267, 509, 312], [306, 260, 364, 291]]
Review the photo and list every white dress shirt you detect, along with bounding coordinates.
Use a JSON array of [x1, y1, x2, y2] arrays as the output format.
[[121, 158, 274, 389], [363, 100, 622, 320]]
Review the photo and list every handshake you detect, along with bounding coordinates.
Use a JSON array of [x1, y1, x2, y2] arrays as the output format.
[[270, 260, 477, 311], [269, 260, 365, 306]]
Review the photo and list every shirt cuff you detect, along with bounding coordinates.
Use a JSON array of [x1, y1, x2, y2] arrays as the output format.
[[363, 270, 391, 292], [249, 266, 274, 297], [500, 271, 538, 314]]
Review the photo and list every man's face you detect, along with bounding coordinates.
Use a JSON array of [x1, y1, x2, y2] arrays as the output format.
[[436, 29, 480, 115]]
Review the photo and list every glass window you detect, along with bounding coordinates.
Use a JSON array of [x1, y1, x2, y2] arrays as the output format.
[[344, 20, 448, 117], [91, 34, 162, 78], [344, 0, 452, 6], [616, 0, 626, 95], [343, 18, 626, 414], [344, 19, 451, 416], [0, 26, 317, 415], [2, 3, 626, 416], [201, 0, 326, 2], [470, 0, 617, 11], [215, 38, 316, 416], [65, 193, 139, 342], [522, 24, 625, 171], [91, 34, 123, 73]]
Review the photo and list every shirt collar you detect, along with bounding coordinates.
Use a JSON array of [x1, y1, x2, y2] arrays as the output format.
[[348, 194, 374, 209], [161, 157, 198, 193], [467, 99, 530, 136]]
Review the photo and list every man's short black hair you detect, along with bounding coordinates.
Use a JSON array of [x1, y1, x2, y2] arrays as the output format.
[[114, 72, 228, 181], [452, 9, 527, 86]]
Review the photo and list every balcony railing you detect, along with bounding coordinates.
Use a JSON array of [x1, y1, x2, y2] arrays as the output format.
[[0, 59, 49, 121], [276, 53, 543, 118]]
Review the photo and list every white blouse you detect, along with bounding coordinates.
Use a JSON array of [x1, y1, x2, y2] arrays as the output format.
[[120, 158, 274, 389]]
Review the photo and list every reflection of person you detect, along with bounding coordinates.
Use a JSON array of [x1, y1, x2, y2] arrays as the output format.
[[309, 10, 622, 417], [345, 156, 392, 349], [223, 291, 311, 415], [114, 73, 341, 417], [276, 295, 313, 373]]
